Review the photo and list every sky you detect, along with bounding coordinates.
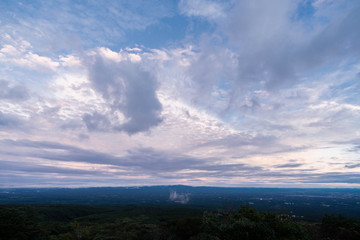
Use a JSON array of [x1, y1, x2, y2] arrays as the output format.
[[0, 0, 359, 188]]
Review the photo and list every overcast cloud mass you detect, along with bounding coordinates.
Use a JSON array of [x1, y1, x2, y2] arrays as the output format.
[[0, 0, 359, 188]]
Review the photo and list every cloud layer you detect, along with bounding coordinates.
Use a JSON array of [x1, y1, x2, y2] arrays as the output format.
[[0, 0, 359, 188]]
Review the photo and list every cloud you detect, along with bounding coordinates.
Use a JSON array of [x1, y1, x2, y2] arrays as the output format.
[[312, 0, 333, 9], [1, 138, 360, 186], [82, 112, 111, 132], [216, 0, 299, 90], [0, 139, 122, 166], [0, 139, 199, 173], [0, 111, 23, 129], [83, 48, 162, 134], [345, 163, 360, 169], [178, 0, 226, 20], [332, 138, 360, 152], [201, 133, 277, 148], [0, 1, 360, 188], [196, 133, 306, 158], [181, 0, 360, 113], [302, 172, 360, 184], [0, 139, 263, 180], [0, 79, 30, 101], [0, 0, 174, 51], [18, 52, 60, 71], [274, 163, 303, 168], [0, 44, 60, 72], [0, 160, 104, 176]]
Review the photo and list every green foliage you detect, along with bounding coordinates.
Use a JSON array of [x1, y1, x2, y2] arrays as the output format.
[[164, 217, 202, 239], [1, 204, 360, 240], [198, 205, 306, 240], [0, 206, 46, 240], [321, 214, 360, 240]]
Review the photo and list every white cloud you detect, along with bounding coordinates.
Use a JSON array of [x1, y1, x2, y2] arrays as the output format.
[[60, 55, 82, 67], [0, 43, 60, 72], [0, 44, 19, 55], [179, 0, 225, 20], [22, 52, 59, 71]]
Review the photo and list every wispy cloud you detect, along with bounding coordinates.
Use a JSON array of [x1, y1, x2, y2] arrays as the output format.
[[178, 0, 226, 20]]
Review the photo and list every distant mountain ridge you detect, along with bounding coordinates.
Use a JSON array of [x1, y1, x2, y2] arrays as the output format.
[[1, 185, 359, 221]]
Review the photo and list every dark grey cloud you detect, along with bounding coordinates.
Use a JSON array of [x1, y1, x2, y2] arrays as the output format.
[[1, 138, 359, 185], [234, 170, 360, 185], [60, 120, 83, 130], [78, 133, 90, 141], [82, 112, 111, 131], [0, 111, 22, 128], [0, 139, 262, 179], [184, 0, 298, 101], [226, 1, 360, 89], [0, 138, 316, 184], [184, 1, 360, 111], [332, 138, 360, 152], [41, 106, 61, 116], [124, 148, 203, 172], [0, 172, 164, 188], [196, 163, 262, 172], [0, 173, 88, 187], [348, 143, 360, 152], [0, 139, 198, 172], [332, 138, 360, 145], [274, 163, 303, 168], [0, 160, 107, 176], [0, 139, 122, 166], [345, 163, 360, 169], [83, 51, 162, 134], [301, 172, 360, 184], [273, 159, 307, 170], [1, 139, 77, 150], [0, 79, 30, 101], [298, 3, 360, 67]]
